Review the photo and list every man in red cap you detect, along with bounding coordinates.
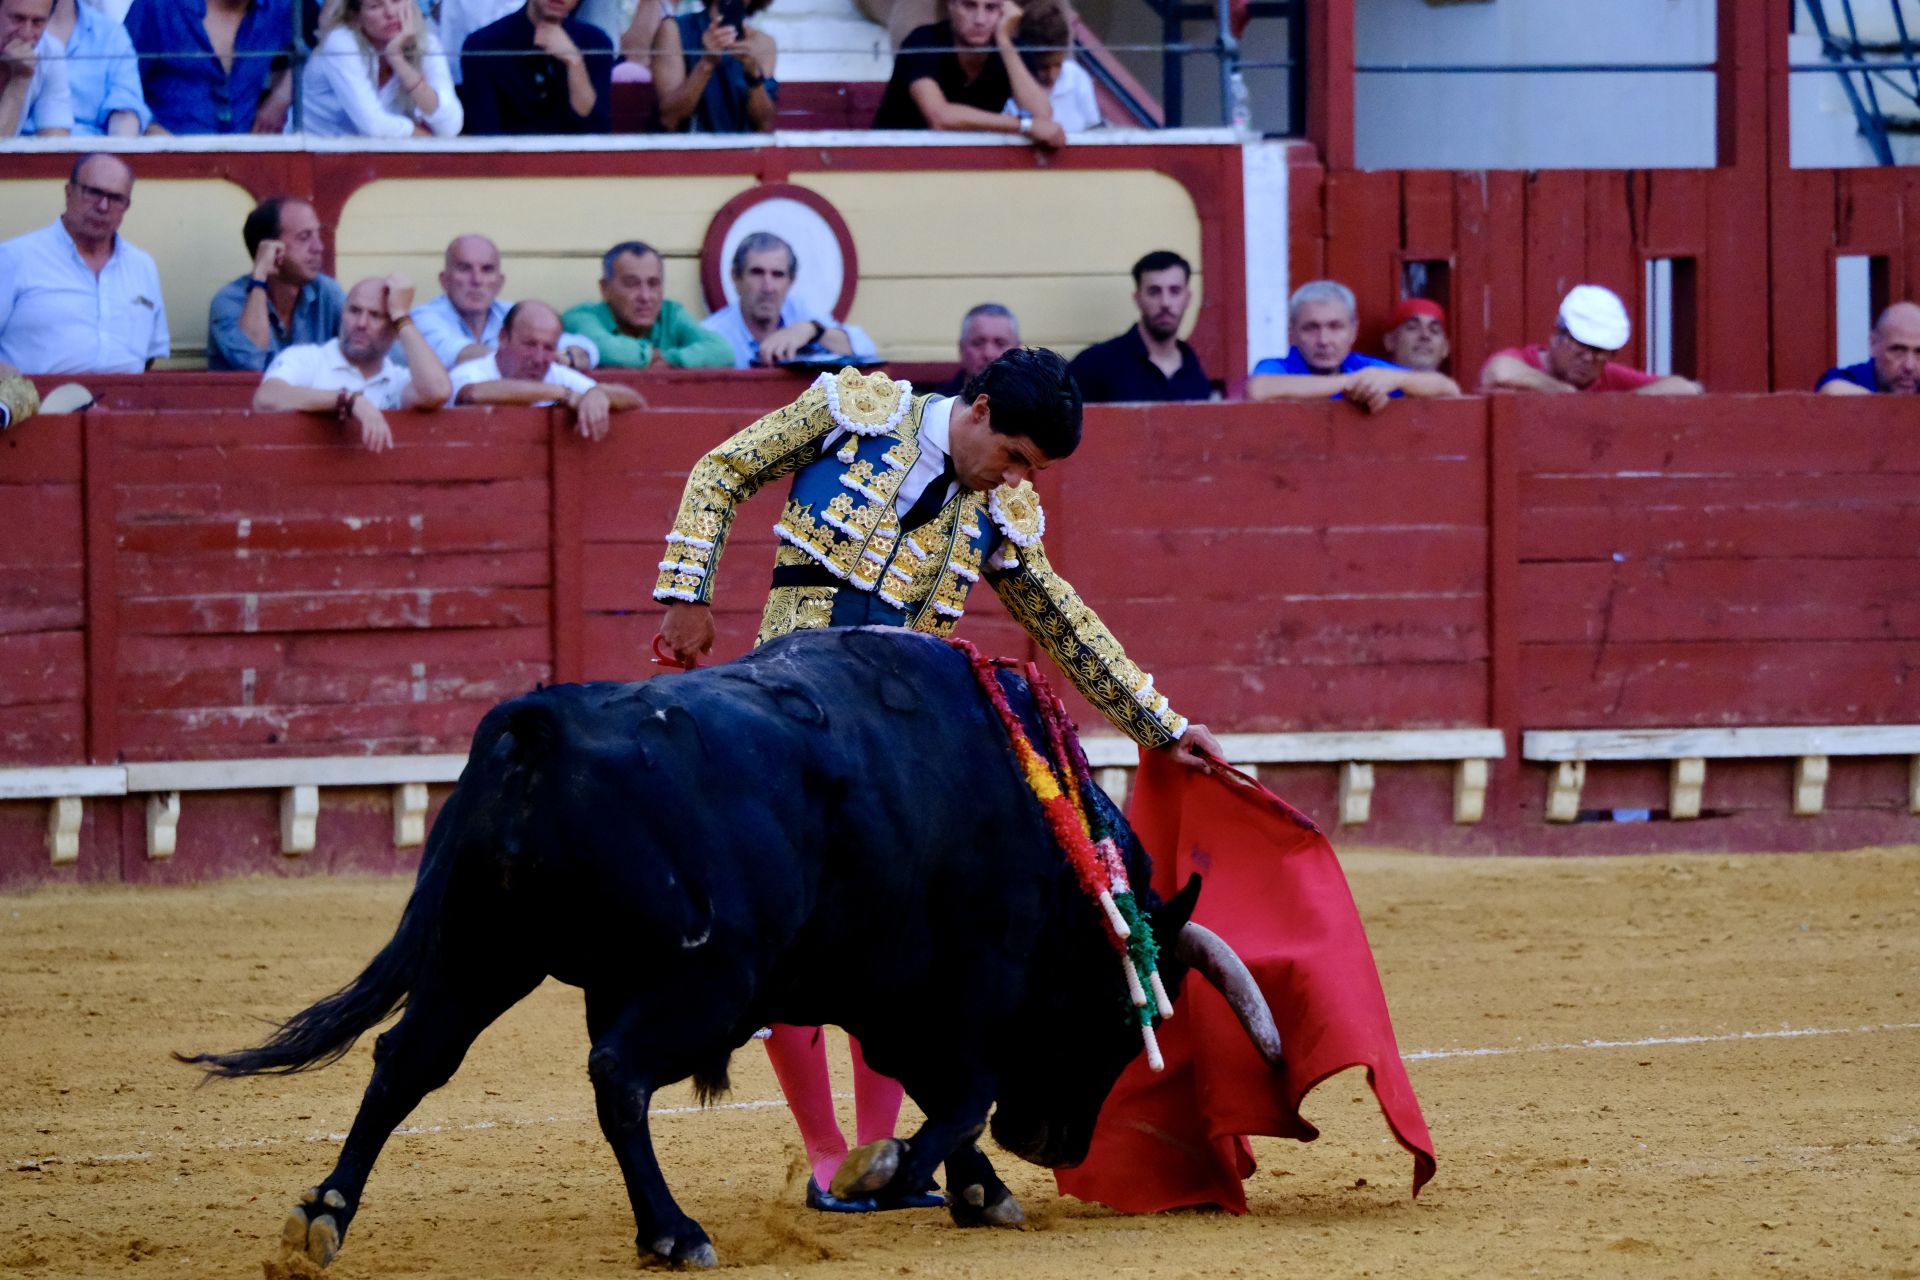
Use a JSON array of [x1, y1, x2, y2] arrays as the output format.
[[1480, 284, 1702, 394], [1380, 296, 1450, 373]]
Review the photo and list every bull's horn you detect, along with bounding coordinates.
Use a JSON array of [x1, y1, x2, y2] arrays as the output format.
[[1175, 923, 1285, 1068]]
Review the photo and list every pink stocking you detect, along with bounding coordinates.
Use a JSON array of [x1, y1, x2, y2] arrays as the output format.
[[763, 1024, 848, 1187], [849, 1035, 905, 1148]]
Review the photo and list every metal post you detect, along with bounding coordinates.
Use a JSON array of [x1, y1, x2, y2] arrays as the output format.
[[1215, 0, 1245, 128]]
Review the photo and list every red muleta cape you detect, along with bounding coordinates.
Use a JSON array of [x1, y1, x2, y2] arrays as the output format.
[[1054, 750, 1437, 1213]]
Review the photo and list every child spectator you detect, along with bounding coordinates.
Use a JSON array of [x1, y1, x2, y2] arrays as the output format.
[[1003, 0, 1097, 131]]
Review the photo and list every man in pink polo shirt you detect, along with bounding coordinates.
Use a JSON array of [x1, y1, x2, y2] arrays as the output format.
[[1480, 284, 1702, 395]]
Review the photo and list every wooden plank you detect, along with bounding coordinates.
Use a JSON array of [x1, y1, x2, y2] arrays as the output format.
[[1511, 396, 1920, 475], [1520, 640, 1920, 727], [1486, 393, 1521, 824], [0, 765, 127, 799], [124, 754, 468, 792], [1523, 170, 1589, 344], [117, 550, 552, 597], [1323, 169, 1402, 335], [1516, 559, 1920, 644], [1400, 170, 1456, 258], [1062, 525, 1487, 601], [550, 415, 587, 684], [1584, 172, 1642, 370], [0, 486, 84, 566], [0, 631, 86, 706], [1518, 499, 1920, 562], [0, 416, 84, 481], [1524, 725, 1920, 761], [0, 566, 86, 634], [83, 411, 119, 765], [119, 660, 547, 712], [1520, 471, 1920, 512], [120, 587, 549, 636]]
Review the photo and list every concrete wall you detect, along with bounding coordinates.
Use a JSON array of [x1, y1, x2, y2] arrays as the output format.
[[1353, 0, 1718, 170]]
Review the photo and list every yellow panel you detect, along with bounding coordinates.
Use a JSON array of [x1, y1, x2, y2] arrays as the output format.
[[336, 176, 757, 259], [845, 274, 1205, 364], [801, 170, 1203, 278], [1, 179, 260, 364]]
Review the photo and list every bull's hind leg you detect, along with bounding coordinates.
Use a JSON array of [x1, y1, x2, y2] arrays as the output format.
[[583, 987, 729, 1269], [283, 968, 539, 1267]]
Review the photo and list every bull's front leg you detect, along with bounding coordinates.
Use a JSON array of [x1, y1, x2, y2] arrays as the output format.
[[830, 1076, 1020, 1224]]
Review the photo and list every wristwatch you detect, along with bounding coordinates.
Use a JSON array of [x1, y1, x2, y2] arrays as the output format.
[[247, 277, 270, 292], [1018, 116, 1033, 136]]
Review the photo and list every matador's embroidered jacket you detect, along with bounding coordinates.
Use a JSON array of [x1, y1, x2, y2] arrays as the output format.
[[653, 368, 1188, 748]]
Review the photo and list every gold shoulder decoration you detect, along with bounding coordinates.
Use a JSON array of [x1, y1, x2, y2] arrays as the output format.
[[987, 481, 1046, 548], [818, 368, 915, 437]]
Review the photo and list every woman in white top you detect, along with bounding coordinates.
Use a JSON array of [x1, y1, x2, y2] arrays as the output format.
[[302, 0, 464, 137]]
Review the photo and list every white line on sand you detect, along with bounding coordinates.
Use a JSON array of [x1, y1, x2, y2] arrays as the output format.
[[1402, 1021, 1920, 1062], [21, 1022, 1919, 1168]]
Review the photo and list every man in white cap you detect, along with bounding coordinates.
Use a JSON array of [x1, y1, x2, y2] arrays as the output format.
[[1479, 284, 1701, 395]]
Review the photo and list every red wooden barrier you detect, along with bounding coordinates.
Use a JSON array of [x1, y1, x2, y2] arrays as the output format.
[[3, 391, 1918, 885]]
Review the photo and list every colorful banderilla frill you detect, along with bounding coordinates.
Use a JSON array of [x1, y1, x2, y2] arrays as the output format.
[[953, 638, 1176, 1071]]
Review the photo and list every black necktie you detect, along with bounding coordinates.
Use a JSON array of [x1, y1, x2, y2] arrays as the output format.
[[899, 457, 957, 534]]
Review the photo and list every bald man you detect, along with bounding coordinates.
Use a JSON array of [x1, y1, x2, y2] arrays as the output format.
[[1819, 302, 1920, 395], [449, 299, 642, 441], [253, 274, 452, 452], [412, 233, 597, 371]]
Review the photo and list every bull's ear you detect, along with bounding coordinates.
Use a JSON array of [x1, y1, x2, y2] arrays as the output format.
[[1151, 872, 1202, 950]]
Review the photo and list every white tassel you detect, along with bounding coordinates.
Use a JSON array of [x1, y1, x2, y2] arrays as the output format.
[[1098, 890, 1130, 939], [1121, 953, 1146, 1008], [1149, 970, 1174, 1021], [1141, 1023, 1164, 1072]]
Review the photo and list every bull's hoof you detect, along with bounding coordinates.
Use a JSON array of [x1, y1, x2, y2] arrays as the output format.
[[948, 1184, 1025, 1229], [829, 1138, 903, 1200], [281, 1206, 342, 1266], [646, 1231, 718, 1269]]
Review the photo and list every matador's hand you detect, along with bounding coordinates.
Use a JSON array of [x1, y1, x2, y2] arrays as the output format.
[[1163, 722, 1226, 773], [658, 601, 715, 667]]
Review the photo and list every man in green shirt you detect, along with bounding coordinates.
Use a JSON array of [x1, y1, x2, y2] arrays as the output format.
[[563, 240, 734, 369]]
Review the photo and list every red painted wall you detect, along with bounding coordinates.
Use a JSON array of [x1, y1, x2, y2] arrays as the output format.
[[3, 390, 1917, 886]]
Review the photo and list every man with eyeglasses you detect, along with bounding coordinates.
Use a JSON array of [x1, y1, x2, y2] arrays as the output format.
[[1479, 284, 1702, 395], [0, 153, 169, 376], [0, 0, 71, 138]]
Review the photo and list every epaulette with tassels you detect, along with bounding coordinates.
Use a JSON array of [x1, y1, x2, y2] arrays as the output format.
[[952, 638, 1175, 1071]]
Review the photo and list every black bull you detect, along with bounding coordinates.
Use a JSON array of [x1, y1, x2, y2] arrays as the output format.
[[182, 627, 1280, 1269]]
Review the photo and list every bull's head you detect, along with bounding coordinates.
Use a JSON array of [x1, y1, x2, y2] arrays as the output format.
[[987, 874, 1283, 1169]]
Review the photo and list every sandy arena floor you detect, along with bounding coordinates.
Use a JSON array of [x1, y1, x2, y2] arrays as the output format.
[[2, 847, 1917, 1279]]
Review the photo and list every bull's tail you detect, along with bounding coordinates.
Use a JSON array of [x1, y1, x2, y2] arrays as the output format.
[[175, 705, 533, 1079]]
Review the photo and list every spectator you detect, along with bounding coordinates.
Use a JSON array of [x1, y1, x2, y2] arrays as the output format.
[[450, 300, 642, 440], [563, 241, 733, 369], [933, 301, 1019, 395], [1817, 301, 1920, 395], [0, 0, 71, 137], [651, 0, 775, 133], [701, 232, 875, 368], [302, 0, 462, 137], [126, 0, 293, 135], [0, 154, 169, 375], [1066, 249, 1211, 403], [872, 0, 1060, 146], [1480, 284, 1702, 395], [208, 196, 344, 372], [460, 0, 613, 135], [36, 0, 146, 135], [252, 273, 451, 452], [1379, 296, 1450, 374], [1003, 0, 1097, 131], [441, 0, 626, 78], [411, 232, 595, 369], [1247, 280, 1459, 410]]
